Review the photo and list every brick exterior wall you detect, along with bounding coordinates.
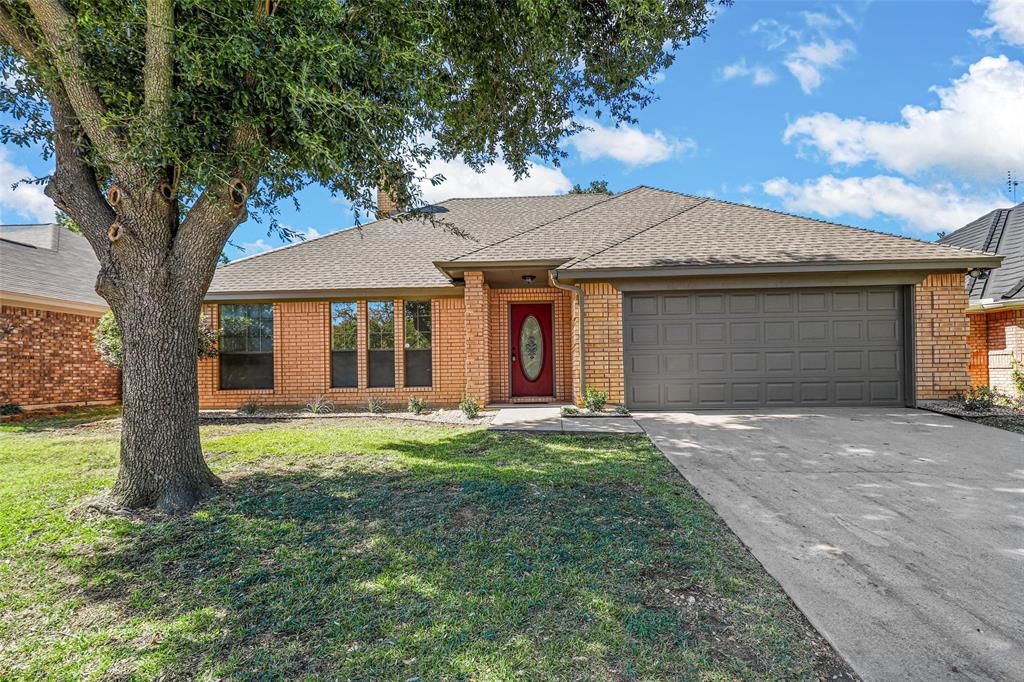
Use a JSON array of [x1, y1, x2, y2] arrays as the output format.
[[915, 273, 971, 400], [0, 304, 121, 408], [967, 307, 1024, 397], [488, 286, 573, 403], [198, 299, 466, 409], [571, 282, 625, 405], [462, 272, 490, 403]]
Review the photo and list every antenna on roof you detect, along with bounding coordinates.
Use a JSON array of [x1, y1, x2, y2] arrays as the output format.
[[1009, 170, 1019, 203]]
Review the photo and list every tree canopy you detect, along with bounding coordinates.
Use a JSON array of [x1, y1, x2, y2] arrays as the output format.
[[569, 179, 613, 195]]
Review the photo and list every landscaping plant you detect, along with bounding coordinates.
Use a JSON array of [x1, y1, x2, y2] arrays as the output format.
[[584, 386, 609, 412], [407, 396, 427, 415], [0, 0, 719, 512], [366, 398, 385, 415], [459, 397, 480, 419], [238, 402, 259, 416], [958, 385, 999, 412], [304, 395, 334, 415], [94, 311, 218, 368]]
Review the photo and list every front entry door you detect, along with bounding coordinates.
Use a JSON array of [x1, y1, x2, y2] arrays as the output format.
[[510, 303, 554, 398]]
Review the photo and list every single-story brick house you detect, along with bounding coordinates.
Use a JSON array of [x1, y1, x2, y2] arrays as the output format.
[[0, 223, 120, 410], [201, 186, 1000, 410], [939, 202, 1023, 396]]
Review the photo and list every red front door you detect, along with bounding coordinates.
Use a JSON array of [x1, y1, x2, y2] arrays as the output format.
[[510, 303, 554, 398]]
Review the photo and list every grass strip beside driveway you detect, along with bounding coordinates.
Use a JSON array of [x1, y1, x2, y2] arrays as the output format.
[[0, 415, 853, 680]]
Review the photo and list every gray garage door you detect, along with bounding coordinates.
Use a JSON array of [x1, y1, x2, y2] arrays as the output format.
[[623, 287, 907, 409]]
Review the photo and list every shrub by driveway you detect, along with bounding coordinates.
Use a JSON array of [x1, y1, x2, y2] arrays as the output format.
[[0, 413, 855, 680]]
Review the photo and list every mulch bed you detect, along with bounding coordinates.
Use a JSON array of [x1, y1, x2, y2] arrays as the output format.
[[918, 400, 1024, 435]]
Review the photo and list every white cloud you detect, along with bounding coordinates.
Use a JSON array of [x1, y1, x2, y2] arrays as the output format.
[[783, 55, 1024, 178], [566, 118, 696, 166], [783, 38, 855, 94], [418, 157, 572, 203], [300, 227, 322, 240], [720, 58, 776, 85], [762, 175, 1010, 234], [972, 0, 1024, 46], [239, 238, 273, 255], [0, 147, 54, 223]]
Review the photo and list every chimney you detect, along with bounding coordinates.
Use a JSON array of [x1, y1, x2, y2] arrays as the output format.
[[376, 187, 399, 217]]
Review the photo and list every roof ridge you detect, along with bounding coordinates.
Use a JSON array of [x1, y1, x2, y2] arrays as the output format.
[[569, 198, 711, 268], [450, 186, 642, 261]]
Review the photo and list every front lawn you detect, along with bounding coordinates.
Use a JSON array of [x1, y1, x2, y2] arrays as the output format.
[[0, 413, 853, 680]]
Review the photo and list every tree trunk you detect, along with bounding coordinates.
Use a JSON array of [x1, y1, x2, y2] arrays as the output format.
[[108, 285, 221, 514]]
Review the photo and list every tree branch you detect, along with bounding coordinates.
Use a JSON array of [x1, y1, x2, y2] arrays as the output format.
[[0, 7, 38, 62], [25, 0, 128, 166], [143, 0, 173, 128]]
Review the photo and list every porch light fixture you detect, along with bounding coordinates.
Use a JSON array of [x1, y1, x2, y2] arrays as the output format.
[[522, 274, 536, 284], [968, 268, 989, 279]]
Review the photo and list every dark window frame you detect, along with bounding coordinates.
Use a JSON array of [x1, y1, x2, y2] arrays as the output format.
[[330, 301, 358, 388], [218, 303, 274, 390], [367, 300, 395, 388], [404, 300, 432, 388]]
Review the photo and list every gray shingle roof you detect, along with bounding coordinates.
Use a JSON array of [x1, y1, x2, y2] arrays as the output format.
[[0, 223, 106, 308], [209, 187, 998, 297], [939, 203, 1024, 302]]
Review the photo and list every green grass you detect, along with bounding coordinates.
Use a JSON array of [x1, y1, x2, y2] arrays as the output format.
[[0, 412, 851, 681]]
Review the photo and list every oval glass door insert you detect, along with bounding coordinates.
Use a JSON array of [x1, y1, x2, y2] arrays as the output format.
[[519, 315, 543, 381]]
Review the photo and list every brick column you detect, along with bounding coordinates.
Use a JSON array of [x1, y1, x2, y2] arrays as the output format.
[[463, 271, 491, 403], [569, 282, 624, 406], [915, 273, 970, 399], [967, 312, 989, 387], [393, 299, 405, 389], [357, 300, 368, 389]]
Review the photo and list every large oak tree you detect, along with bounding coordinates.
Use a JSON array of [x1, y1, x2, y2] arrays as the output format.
[[0, 0, 718, 512]]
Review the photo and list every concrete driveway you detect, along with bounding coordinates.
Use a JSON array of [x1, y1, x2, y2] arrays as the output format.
[[635, 408, 1024, 682]]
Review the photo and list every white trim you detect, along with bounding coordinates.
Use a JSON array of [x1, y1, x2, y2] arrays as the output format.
[[0, 290, 108, 316]]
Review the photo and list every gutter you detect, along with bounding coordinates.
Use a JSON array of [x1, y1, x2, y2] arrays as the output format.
[[549, 270, 585, 405]]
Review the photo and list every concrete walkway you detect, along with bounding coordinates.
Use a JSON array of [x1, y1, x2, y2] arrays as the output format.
[[636, 408, 1024, 682], [489, 406, 643, 434]]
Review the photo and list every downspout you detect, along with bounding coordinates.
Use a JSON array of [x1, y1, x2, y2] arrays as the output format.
[[549, 270, 585, 404]]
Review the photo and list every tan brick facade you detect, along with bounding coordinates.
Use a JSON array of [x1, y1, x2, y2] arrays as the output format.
[[914, 273, 971, 400], [967, 307, 1024, 397], [0, 304, 121, 409], [197, 271, 977, 409]]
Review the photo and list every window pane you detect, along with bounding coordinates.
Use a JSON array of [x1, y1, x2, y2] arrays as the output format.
[[405, 349, 432, 387], [368, 301, 394, 350], [219, 304, 274, 390], [331, 302, 357, 350], [368, 350, 395, 387], [331, 350, 357, 388], [220, 353, 273, 389], [404, 300, 431, 350]]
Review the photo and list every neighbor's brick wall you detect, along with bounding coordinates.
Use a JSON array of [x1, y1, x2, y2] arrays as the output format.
[[967, 312, 989, 388], [978, 308, 1024, 397], [198, 298, 466, 409], [0, 304, 120, 408], [915, 273, 971, 400], [488, 286, 573, 403], [571, 282, 624, 405]]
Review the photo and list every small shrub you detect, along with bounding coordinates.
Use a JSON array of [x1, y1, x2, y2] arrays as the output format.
[[304, 395, 334, 414], [1011, 357, 1024, 400], [583, 386, 608, 412], [614, 404, 630, 416], [459, 396, 480, 419], [408, 396, 427, 415], [561, 405, 580, 416], [238, 401, 259, 415], [367, 397, 385, 414], [958, 385, 998, 412], [0, 403, 22, 416]]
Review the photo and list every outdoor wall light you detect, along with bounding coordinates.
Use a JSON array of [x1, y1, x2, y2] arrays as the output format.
[[522, 274, 536, 284], [968, 268, 988, 279]]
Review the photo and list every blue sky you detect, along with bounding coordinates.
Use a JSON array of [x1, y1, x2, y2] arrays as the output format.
[[2, 0, 1022, 260]]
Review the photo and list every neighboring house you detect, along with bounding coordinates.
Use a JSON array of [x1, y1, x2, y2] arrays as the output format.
[[0, 223, 120, 409], [939, 203, 1024, 396], [202, 186, 999, 410]]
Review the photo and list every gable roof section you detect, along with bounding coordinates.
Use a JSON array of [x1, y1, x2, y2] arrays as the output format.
[[209, 194, 607, 295], [208, 186, 999, 298], [939, 203, 1023, 303], [566, 191, 996, 271], [0, 223, 107, 310]]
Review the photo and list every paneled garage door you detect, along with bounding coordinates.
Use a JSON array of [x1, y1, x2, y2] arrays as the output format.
[[623, 287, 907, 409]]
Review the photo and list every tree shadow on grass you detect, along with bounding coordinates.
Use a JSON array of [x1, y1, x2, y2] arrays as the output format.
[[65, 430, 853, 681]]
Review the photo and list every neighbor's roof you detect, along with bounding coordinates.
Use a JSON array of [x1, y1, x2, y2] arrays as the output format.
[[939, 203, 1024, 303], [0, 223, 106, 309], [209, 186, 998, 297]]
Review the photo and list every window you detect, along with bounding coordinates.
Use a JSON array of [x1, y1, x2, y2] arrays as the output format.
[[331, 302, 358, 388], [367, 301, 395, 387], [219, 304, 273, 389], [404, 300, 432, 387]]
